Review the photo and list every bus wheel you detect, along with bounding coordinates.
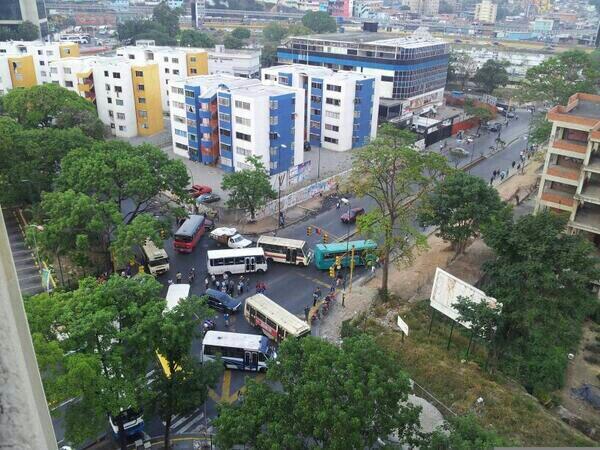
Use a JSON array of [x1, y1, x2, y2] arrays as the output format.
[[225, 271, 232, 277], [266, 258, 274, 263], [256, 269, 265, 274], [297, 262, 305, 267]]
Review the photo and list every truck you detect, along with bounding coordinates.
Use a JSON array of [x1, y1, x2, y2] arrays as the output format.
[[210, 227, 253, 249]]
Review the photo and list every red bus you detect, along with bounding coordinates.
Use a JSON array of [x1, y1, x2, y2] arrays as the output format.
[[174, 215, 207, 253]]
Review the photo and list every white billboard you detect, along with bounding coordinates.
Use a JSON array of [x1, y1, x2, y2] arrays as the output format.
[[429, 268, 497, 329]]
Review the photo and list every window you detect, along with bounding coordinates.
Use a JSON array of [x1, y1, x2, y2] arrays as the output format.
[[189, 133, 197, 141], [190, 57, 197, 62], [218, 97, 230, 107], [65, 81, 73, 88], [354, 111, 361, 118], [190, 68, 197, 74], [119, 125, 126, 131], [172, 101, 184, 109], [37, 50, 42, 55], [165, 68, 170, 74], [325, 110, 340, 119], [236, 146, 251, 156], [174, 128, 187, 137], [278, 76, 289, 85], [117, 112, 125, 120], [142, 123, 149, 129], [137, 84, 145, 91], [234, 100, 250, 110], [116, 99, 124, 106], [202, 132, 210, 140], [325, 123, 339, 132], [354, 98, 361, 104], [310, 120, 320, 129], [381, 75, 394, 82], [174, 115, 186, 124], [172, 58, 179, 63], [270, 116, 278, 125], [326, 98, 340, 106], [326, 84, 341, 92], [173, 69, 180, 75], [310, 108, 321, 116], [113, 72, 121, 78], [129, 54, 135, 60], [269, 132, 279, 140], [270, 100, 278, 109], [175, 142, 188, 150], [39, 61, 45, 66], [235, 116, 251, 126], [356, 84, 362, 91], [269, 146, 277, 157], [172, 87, 184, 95], [219, 113, 231, 122], [187, 119, 195, 127], [236, 132, 251, 142], [40, 71, 46, 77], [324, 136, 339, 144], [221, 143, 231, 152], [50, 67, 57, 74], [220, 128, 231, 137], [270, 161, 278, 170], [138, 98, 146, 104], [107, 98, 112, 104], [164, 57, 169, 62], [187, 105, 196, 113], [139, 110, 148, 118], [110, 123, 115, 129], [105, 83, 111, 91], [64, 68, 71, 74], [310, 95, 321, 103], [311, 81, 322, 90], [114, 86, 122, 93], [104, 70, 109, 77]]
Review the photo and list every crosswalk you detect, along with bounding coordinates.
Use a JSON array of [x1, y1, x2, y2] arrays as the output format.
[[163, 408, 206, 435]]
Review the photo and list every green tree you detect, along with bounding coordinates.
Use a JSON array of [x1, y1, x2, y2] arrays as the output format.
[[476, 212, 600, 395], [1, 84, 104, 138], [179, 29, 216, 48], [464, 100, 493, 132], [473, 59, 509, 94], [529, 112, 553, 145], [262, 22, 289, 42], [231, 27, 251, 40], [223, 34, 244, 49], [110, 214, 162, 269], [447, 53, 477, 90], [351, 125, 449, 295], [261, 42, 279, 67], [424, 414, 509, 449], [418, 171, 507, 255], [16, 20, 40, 40], [214, 335, 421, 449], [519, 50, 600, 105], [301, 11, 337, 33], [143, 295, 222, 450], [221, 155, 276, 220], [152, 1, 181, 37]]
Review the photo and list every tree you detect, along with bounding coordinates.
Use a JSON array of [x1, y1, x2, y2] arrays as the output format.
[[231, 27, 250, 40], [221, 155, 276, 220], [447, 53, 477, 90], [529, 112, 553, 145], [301, 11, 337, 33], [519, 50, 600, 105], [351, 125, 449, 295], [223, 34, 244, 49], [152, 1, 180, 37], [214, 335, 422, 449], [1, 84, 104, 138], [262, 22, 289, 42], [424, 414, 509, 449], [143, 295, 222, 450], [418, 171, 507, 256], [16, 21, 39, 40], [473, 60, 509, 94], [464, 100, 493, 132], [179, 29, 216, 48], [261, 42, 279, 67], [475, 211, 600, 395]]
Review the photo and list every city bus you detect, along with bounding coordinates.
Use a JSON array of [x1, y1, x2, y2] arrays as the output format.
[[313, 240, 378, 270], [244, 293, 311, 342], [256, 236, 313, 266], [206, 247, 267, 276], [141, 239, 169, 275], [201, 330, 273, 371], [173, 215, 207, 253], [108, 409, 144, 439]]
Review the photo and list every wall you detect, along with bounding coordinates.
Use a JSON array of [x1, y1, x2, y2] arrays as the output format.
[[132, 63, 164, 136], [451, 116, 479, 135], [8, 55, 36, 88]]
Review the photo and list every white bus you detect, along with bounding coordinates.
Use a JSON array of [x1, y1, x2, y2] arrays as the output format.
[[201, 330, 273, 371], [244, 293, 311, 342], [256, 236, 313, 266], [141, 240, 169, 276], [206, 247, 267, 276], [165, 284, 190, 312]]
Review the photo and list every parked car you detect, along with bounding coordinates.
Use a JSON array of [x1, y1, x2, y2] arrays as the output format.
[[341, 207, 366, 224], [449, 147, 469, 157], [210, 227, 253, 248], [488, 123, 502, 132], [187, 184, 213, 198], [196, 193, 221, 204], [205, 289, 242, 313]]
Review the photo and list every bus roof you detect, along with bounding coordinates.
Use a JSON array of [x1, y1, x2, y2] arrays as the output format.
[[202, 330, 267, 351], [142, 240, 167, 260], [315, 239, 377, 253], [257, 235, 307, 248], [175, 215, 205, 237], [245, 293, 310, 336], [207, 247, 264, 259], [165, 284, 190, 311]]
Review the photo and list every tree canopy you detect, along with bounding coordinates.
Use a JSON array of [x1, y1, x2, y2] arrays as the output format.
[[301, 11, 337, 33], [418, 171, 507, 255], [0, 21, 39, 41], [117, 2, 182, 46], [424, 414, 509, 449], [223, 34, 244, 49], [179, 29, 216, 48], [231, 27, 251, 40], [352, 125, 449, 295], [152, 1, 181, 37], [473, 59, 509, 94], [221, 155, 276, 220], [214, 335, 421, 449], [447, 53, 478, 89]]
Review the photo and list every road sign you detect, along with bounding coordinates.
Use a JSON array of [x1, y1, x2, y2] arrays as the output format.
[[397, 315, 409, 336]]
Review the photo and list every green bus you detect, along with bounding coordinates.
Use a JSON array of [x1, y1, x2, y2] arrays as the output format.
[[313, 240, 378, 270]]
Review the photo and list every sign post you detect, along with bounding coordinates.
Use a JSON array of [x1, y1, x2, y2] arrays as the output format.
[[397, 315, 409, 343]]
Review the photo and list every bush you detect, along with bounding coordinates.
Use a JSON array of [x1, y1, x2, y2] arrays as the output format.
[[341, 318, 364, 339]]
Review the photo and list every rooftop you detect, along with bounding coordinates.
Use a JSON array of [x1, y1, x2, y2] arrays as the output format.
[[287, 31, 445, 48], [547, 93, 600, 130], [570, 99, 600, 119]]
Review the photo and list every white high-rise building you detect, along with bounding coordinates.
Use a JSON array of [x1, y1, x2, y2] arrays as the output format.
[[475, 0, 498, 23]]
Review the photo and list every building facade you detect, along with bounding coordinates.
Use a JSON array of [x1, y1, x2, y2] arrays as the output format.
[[262, 64, 379, 151], [534, 93, 600, 247], [409, 0, 439, 16], [0, 0, 48, 37], [49, 56, 97, 103], [169, 75, 305, 175], [208, 45, 261, 79], [474, 0, 497, 24], [277, 32, 449, 120]]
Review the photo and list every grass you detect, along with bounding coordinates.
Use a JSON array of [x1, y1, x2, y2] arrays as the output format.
[[358, 301, 595, 447]]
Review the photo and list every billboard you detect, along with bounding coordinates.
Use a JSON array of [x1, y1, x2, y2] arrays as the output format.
[[429, 268, 497, 329]]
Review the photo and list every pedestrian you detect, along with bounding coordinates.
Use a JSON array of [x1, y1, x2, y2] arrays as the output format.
[[188, 268, 195, 284], [330, 283, 335, 295], [279, 211, 285, 228], [490, 176, 494, 186], [342, 292, 345, 307], [121, 270, 126, 277], [125, 265, 132, 278], [167, 279, 173, 285], [205, 276, 210, 290], [256, 282, 261, 293], [221, 283, 227, 293], [500, 170, 506, 180], [312, 290, 318, 307], [237, 281, 243, 295], [223, 272, 229, 281], [371, 264, 376, 275], [215, 279, 221, 290], [229, 279, 235, 295], [224, 313, 230, 327], [261, 281, 267, 292], [176, 271, 182, 283], [336, 200, 341, 209], [304, 306, 310, 322], [511, 160, 516, 169], [516, 163, 521, 171]]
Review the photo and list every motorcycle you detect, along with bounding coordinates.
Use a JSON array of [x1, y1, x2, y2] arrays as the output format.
[[203, 319, 216, 333]]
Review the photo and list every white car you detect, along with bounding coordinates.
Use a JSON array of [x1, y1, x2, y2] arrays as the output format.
[[210, 227, 252, 249]]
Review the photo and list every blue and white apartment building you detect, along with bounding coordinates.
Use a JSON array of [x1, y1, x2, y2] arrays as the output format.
[[277, 31, 450, 121], [169, 74, 305, 175], [262, 64, 379, 152]]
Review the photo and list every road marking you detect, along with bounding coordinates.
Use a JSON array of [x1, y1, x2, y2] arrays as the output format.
[[176, 413, 205, 434], [169, 409, 197, 429], [228, 372, 265, 403], [308, 223, 341, 242], [297, 271, 331, 289], [221, 369, 232, 402]]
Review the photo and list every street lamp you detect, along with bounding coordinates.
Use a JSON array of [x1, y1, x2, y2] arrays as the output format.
[[26, 224, 44, 269], [341, 197, 351, 290], [277, 145, 288, 229]]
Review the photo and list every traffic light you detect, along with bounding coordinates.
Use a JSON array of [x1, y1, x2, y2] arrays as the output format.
[[323, 233, 329, 243], [329, 265, 335, 278], [307, 226, 312, 236], [160, 229, 167, 239], [335, 255, 341, 268]]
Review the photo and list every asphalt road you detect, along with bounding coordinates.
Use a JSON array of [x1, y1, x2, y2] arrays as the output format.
[[54, 111, 533, 447]]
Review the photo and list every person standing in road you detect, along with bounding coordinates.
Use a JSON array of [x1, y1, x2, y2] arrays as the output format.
[[211, 273, 216, 285], [223, 272, 229, 282], [313, 290, 319, 307], [224, 313, 230, 327], [205, 276, 210, 290], [511, 161, 516, 169], [304, 306, 310, 322], [176, 272, 182, 283], [188, 268, 195, 284]]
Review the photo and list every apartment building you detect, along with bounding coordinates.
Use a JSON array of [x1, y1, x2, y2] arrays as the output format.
[[49, 56, 97, 102], [208, 45, 261, 79], [169, 75, 305, 175], [474, 0, 497, 24], [0, 40, 79, 93], [534, 93, 600, 247], [116, 44, 208, 112], [93, 57, 164, 138], [262, 64, 379, 151]]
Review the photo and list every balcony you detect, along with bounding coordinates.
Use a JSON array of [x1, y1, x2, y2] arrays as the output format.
[[570, 204, 600, 235], [576, 178, 600, 206], [550, 139, 588, 158], [540, 187, 576, 211], [545, 164, 580, 186], [585, 154, 600, 174]]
